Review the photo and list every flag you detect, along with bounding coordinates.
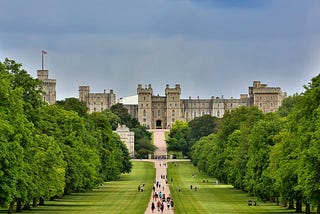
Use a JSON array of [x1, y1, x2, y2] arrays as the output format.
[[42, 50, 47, 54]]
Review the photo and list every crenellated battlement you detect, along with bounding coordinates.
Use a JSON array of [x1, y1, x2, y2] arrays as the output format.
[[165, 84, 181, 95], [137, 84, 153, 95]]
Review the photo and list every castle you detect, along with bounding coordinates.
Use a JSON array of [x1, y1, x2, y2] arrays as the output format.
[[79, 86, 116, 113], [77, 81, 286, 129], [39, 73, 286, 129], [132, 81, 286, 129], [37, 69, 56, 104]]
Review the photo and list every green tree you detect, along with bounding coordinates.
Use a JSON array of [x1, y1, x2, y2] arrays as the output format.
[[0, 69, 26, 213], [56, 97, 88, 117], [244, 113, 283, 200]]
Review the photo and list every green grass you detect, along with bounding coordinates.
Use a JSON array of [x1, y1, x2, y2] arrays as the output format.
[[3, 161, 155, 214], [167, 161, 294, 214]]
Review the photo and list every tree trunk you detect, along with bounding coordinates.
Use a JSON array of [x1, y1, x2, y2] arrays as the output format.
[[317, 204, 320, 214], [7, 201, 14, 214], [282, 200, 287, 207], [16, 198, 22, 212], [33, 197, 37, 207], [288, 200, 294, 209], [305, 203, 311, 214], [39, 197, 45, 206], [23, 202, 31, 210], [276, 197, 279, 206], [295, 200, 302, 213]]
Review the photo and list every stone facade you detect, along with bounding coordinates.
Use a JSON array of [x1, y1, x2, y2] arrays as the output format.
[[114, 125, 135, 157], [134, 81, 286, 129], [79, 86, 116, 113], [249, 81, 286, 113], [37, 70, 56, 104]]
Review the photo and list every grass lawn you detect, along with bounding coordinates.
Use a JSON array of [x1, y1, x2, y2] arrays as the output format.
[[167, 161, 294, 214], [2, 161, 155, 214]]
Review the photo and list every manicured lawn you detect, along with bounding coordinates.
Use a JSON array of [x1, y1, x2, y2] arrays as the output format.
[[2, 161, 155, 214], [167, 161, 294, 214]]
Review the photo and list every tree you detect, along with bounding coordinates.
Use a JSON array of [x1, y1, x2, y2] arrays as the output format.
[[167, 121, 189, 154], [56, 97, 88, 117], [244, 113, 283, 200]]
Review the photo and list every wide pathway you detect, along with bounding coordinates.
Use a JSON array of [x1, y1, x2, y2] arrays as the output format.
[[144, 130, 174, 214]]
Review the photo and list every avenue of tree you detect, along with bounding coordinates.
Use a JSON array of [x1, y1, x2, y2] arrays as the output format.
[[167, 74, 320, 214], [0, 59, 153, 213]]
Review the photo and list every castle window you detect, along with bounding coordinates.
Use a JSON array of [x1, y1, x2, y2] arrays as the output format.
[[202, 111, 205, 116], [271, 103, 273, 107], [143, 118, 146, 122], [217, 110, 220, 117], [158, 110, 160, 116], [172, 97, 174, 100], [194, 111, 197, 117], [144, 96, 146, 100], [172, 118, 175, 123], [143, 110, 146, 117], [186, 111, 188, 117], [172, 110, 175, 117]]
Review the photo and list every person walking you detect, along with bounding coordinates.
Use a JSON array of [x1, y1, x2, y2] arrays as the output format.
[[157, 200, 161, 212], [160, 202, 164, 213], [167, 201, 170, 209], [151, 202, 155, 213]]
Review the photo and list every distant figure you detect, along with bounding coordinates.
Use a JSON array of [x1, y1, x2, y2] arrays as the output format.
[[190, 185, 193, 190], [160, 202, 164, 213], [151, 202, 155, 213], [194, 186, 197, 191], [157, 200, 161, 211], [170, 199, 174, 209], [138, 185, 141, 192]]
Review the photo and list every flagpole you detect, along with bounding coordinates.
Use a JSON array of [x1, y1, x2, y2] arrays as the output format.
[[42, 51, 44, 70]]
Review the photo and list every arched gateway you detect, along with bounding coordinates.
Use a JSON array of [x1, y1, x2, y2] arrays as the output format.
[[156, 120, 162, 129]]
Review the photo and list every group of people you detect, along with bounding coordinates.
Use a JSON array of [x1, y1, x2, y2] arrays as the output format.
[[150, 162, 174, 213], [137, 184, 145, 192], [151, 197, 174, 213]]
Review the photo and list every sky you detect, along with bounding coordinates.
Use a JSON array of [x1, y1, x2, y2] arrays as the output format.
[[1, 0, 320, 100]]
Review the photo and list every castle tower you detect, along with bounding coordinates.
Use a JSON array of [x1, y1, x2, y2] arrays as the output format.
[[165, 84, 181, 129], [137, 84, 153, 128], [79, 86, 90, 105], [37, 69, 56, 104], [249, 81, 286, 113]]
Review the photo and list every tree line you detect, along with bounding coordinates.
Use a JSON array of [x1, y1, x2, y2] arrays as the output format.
[[0, 58, 151, 213], [168, 74, 320, 214]]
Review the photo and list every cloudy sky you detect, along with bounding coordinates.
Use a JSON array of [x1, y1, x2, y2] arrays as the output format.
[[1, 0, 320, 100]]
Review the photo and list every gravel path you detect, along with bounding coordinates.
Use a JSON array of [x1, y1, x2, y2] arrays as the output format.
[[144, 130, 174, 214]]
